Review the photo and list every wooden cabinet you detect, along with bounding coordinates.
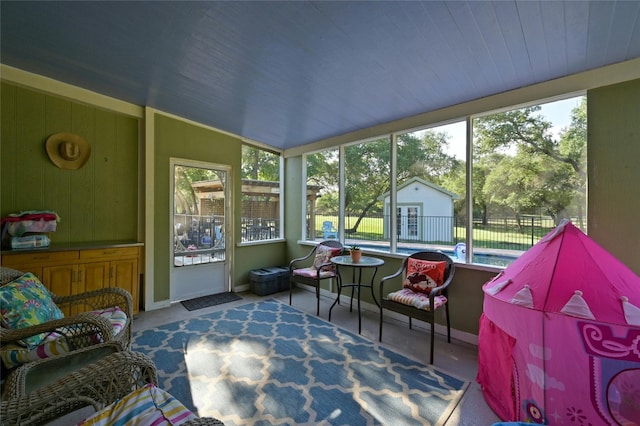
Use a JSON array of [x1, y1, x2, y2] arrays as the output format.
[[1, 251, 78, 283], [42, 264, 77, 296], [1, 244, 141, 314], [81, 262, 110, 294], [110, 258, 138, 302], [80, 247, 139, 313]]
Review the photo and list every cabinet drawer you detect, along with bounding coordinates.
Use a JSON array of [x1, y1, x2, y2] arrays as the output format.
[[1, 250, 79, 266], [80, 247, 139, 260]]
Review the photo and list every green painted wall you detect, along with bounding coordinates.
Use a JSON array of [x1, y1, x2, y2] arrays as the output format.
[[0, 82, 139, 244], [588, 79, 640, 276], [153, 115, 239, 301], [152, 114, 288, 302]]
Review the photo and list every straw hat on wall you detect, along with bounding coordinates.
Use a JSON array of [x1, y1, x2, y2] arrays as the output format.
[[45, 132, 91, 170]]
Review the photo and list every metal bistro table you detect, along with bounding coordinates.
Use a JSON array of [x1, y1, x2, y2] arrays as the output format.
[[328, 255, 384, 334]]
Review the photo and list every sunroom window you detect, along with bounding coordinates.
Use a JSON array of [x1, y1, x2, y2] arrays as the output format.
[[305, 149, 339, 241], [302, 95, 586, 268], [241, 145, 282, 243]]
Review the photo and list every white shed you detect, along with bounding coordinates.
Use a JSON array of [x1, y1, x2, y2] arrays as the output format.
[[378, 177, 460, 242]]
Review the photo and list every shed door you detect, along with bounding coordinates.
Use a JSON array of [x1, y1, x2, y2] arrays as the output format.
[[397, 206, 419, 240]]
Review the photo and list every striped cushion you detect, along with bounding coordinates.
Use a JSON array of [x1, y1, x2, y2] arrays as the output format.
[[1, 306, 127, 369], [386, 288, 447, 311], [78, 384, 197, 425], [292, 267, 336, 279]]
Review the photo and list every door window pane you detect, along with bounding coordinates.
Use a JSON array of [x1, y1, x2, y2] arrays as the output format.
[[407, 207, 418, 237], [173, 164, 226, 267]]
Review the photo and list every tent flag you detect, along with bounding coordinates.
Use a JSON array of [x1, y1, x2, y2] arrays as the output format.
[[477, 220, 640, 425], [485, 278, 511, 296], [560, 290, 595, 319], [622, 296, 640, 326], [510, 285, 534, 308]]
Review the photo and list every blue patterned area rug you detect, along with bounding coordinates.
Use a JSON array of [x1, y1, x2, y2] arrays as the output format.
[[132, 299, 469, 426]]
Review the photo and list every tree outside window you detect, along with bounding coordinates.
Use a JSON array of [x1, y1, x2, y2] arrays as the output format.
[[303, 95, 586, 267], [241, 145, 282, 242]]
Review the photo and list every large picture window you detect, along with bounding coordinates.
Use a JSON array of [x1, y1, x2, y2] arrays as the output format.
[[241, 145, 282, 243], [305, 149, 339, 241], [470, 97, 587, 265], [303, 95, 586, 268], [344, 137, 391, 248]]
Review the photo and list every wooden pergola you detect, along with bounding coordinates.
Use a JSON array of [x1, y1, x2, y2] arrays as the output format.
[[190, 179, 323, 225]]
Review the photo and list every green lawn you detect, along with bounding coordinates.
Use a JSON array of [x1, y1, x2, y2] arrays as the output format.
[[313, 215, 555, 251]]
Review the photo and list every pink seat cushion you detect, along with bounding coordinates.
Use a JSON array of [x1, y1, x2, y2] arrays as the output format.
[[292, 267, 337, 279], [386, 288, 447, 311]]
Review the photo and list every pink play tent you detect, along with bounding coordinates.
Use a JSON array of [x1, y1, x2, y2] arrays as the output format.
[[477, 220, 640, 425]]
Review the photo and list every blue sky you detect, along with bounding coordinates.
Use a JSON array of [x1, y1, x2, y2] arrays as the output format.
[[432, 95, 583, 160]]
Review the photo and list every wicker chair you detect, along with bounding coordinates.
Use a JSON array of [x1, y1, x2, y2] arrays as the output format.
[[0, 349, 225, 425], [0, 267, 133, 371], [289, 240, 344, 316], [378, 250, 456, 364], [1, 349, 154, 425], [2, 342, 125, 401]]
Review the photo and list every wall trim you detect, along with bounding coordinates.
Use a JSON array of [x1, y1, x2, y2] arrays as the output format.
[[1, 64, 144, 118], [144, 107, 156, 310]]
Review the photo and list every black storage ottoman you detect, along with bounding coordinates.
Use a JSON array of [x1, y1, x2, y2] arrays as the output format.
[[249, 267, 290, 296]]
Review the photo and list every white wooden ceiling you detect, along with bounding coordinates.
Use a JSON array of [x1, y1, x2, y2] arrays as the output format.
[[2, 1, 639, 150]]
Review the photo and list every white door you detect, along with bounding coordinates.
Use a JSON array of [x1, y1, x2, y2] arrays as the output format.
[[170, 159, 231, 301], [397, 206, 420, 241]]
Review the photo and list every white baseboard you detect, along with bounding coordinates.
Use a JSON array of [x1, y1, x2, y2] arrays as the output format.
[[234, 283, 250, 293], [141, 299, 172, 312]]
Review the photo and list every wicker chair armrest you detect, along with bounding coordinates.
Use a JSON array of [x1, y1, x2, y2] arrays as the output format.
[[0, 313, 114, 348], [0, 350, 157, 426], [52, 286, 133, 319]]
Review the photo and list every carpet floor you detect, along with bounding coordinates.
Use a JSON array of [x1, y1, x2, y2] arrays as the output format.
[[180, 292, 242, 311], [132, 299, 469, 426]]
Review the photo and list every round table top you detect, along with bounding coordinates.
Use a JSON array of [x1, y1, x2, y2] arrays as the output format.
[[330, 255, 384, 267]]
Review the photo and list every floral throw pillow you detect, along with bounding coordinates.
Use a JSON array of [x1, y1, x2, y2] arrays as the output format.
[[312, 245, 341, 271], [402, 258, 447, 295], [0, 272, 65, 348]]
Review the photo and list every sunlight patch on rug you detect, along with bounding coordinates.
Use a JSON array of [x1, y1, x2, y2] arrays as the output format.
[[132, 299, 469, 426]]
